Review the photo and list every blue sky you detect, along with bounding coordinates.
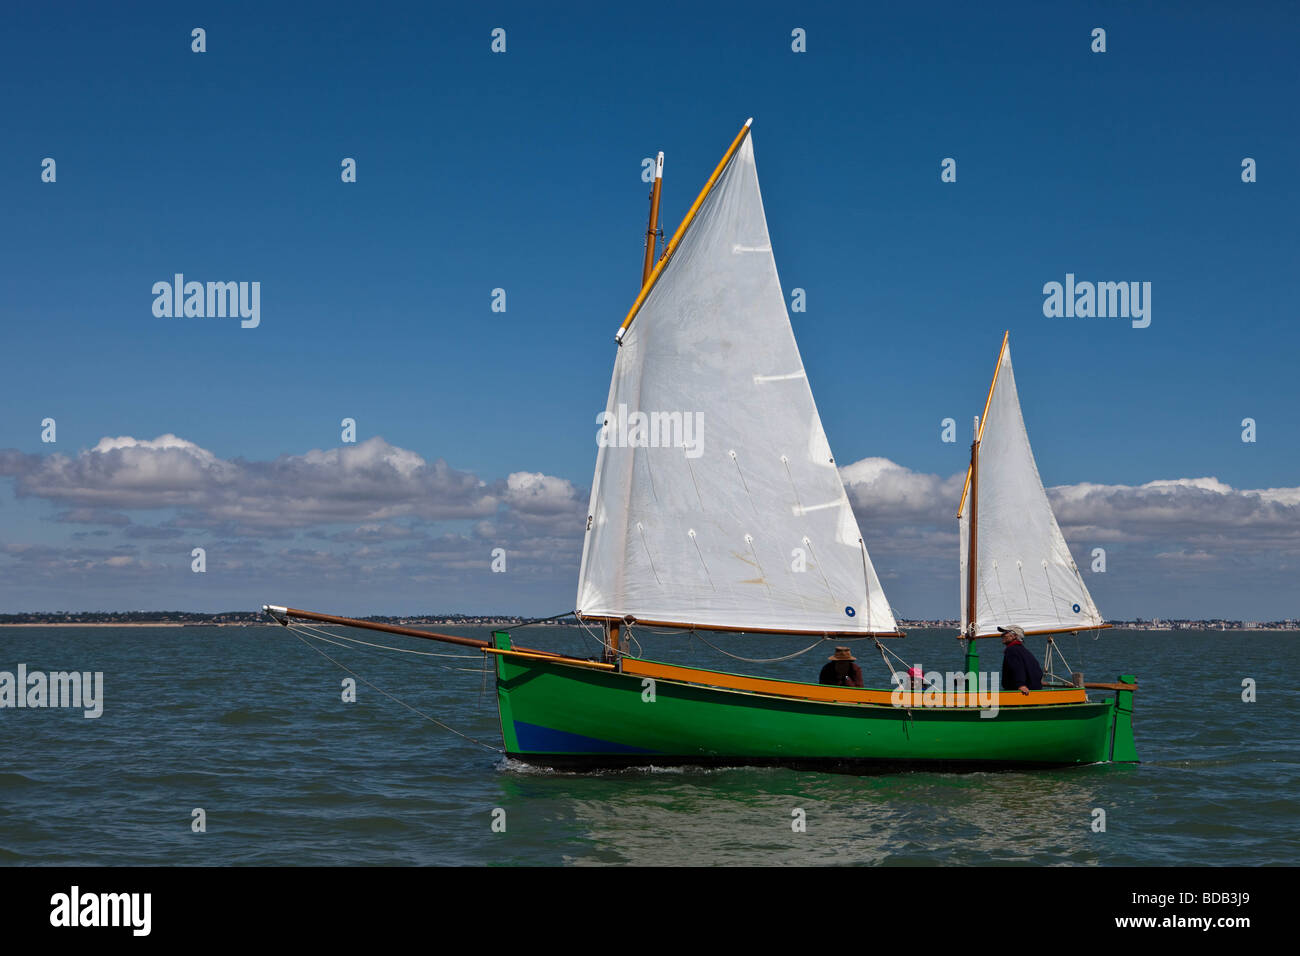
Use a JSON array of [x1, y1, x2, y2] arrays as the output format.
[[2, 1, 1297, 618]]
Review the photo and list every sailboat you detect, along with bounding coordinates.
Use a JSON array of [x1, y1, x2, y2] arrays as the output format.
[[956, 330, 1137, 762], [264, 120, 1137, 770]]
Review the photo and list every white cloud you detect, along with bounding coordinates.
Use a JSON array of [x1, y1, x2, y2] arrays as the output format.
[[2, 439, 1296, 616]]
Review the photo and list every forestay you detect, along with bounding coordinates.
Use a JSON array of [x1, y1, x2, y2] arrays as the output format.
[[576, 132, 897, 635], [959, 343, 1102, 636]]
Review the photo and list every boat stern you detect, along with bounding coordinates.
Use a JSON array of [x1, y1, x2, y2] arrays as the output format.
[[1107, 673, 1139, 763]]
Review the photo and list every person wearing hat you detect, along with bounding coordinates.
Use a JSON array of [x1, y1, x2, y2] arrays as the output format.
[[819, 646, 863, 687], [998, 625, 1043, 695]]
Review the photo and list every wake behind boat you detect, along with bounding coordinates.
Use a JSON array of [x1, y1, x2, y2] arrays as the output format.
[[264, 119, 1137, 771]]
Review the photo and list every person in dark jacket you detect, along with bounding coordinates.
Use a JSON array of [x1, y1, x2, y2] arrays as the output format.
[[819, 646, 863, 687], [998, 625, 1043, 694]]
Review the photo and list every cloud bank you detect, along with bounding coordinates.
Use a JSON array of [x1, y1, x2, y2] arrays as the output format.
[[1, 436, 1296, 617]]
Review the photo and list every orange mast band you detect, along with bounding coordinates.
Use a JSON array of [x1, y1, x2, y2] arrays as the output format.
[[615, 118, 753, 344]]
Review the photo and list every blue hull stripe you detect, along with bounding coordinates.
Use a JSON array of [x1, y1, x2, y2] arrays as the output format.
[[513, 720, 660, 755]]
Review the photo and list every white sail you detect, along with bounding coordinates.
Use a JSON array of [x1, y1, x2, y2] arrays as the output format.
[[576, 132, 897, 634], [959, 342, 1102, 636]]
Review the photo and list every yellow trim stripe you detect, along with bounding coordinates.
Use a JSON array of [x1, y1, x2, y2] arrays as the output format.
[[482, 647, 615, 670], [621, 658, 1086, 707]]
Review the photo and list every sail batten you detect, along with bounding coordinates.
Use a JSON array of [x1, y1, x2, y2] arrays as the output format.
[[959, 342, 1103, 635], [577, 131, 898, 635]]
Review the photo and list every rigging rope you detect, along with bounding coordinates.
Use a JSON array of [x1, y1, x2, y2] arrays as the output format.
[[872, 637, 910, 681], [620, 621, 645, 659], [508, 610, 580, 629], [576, 616, 609, 654], [287, 626, 502, 753], [287, 621, 482, 661], [688, 628, 829, 664], [1041, 634, 1077, 686]]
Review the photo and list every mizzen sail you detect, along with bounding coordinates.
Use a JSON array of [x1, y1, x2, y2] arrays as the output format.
[[576, 129, 897, 635], [959, 340, 1102, 637]]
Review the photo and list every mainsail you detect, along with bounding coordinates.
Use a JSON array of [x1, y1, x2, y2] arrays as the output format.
[[958, 337, 1102, 637], [576, 127, 898, 635]]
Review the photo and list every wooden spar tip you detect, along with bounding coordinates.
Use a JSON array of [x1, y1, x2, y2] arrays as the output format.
[[266, 603, 617, 667], [262, 603, 502, 651], [956, 330, 1011, 517], [641, 152, 666, 289], [615, 117, 755, 345]]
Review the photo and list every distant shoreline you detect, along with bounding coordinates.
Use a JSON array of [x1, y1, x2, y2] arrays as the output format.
[[0, 622, 560, 628], [0, 622, 224, 628]]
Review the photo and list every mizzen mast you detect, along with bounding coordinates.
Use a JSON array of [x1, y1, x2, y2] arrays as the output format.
[[957, 331, 1109, 642], [959, 331, 1006, 670]]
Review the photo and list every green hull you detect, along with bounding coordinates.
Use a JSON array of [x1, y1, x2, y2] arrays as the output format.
[[493, 633, 1138, 771]]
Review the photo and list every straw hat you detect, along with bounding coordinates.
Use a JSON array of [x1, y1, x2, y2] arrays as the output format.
[[828, 646, 856, 662]]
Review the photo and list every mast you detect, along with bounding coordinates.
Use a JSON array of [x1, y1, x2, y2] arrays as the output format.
[[966, 415, 980, 641], [607, 150, 665, 664], [641, 152, 664, 288], [957, 330, 1009, 518], [962, 415, 981, 674], [959, 331, 1006, 666]]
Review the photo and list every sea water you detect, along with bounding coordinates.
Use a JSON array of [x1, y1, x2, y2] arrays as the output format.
[[0, 625, 1295, 865]]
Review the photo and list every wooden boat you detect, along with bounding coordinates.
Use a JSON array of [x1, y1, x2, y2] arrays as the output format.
[[264, 120, 1137, 771]]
